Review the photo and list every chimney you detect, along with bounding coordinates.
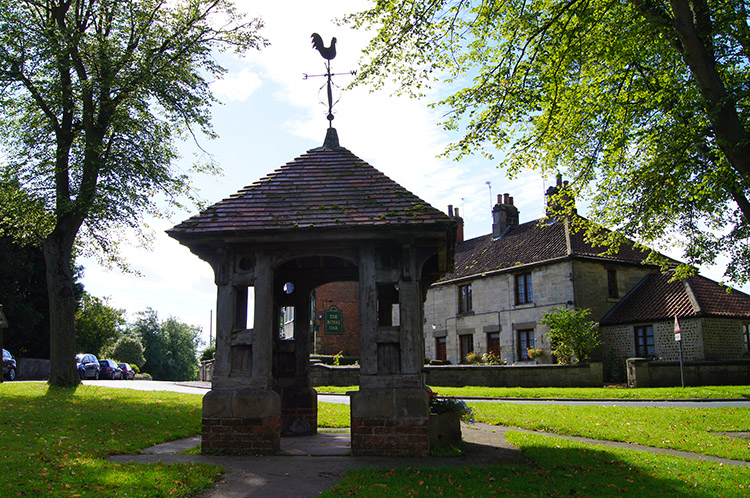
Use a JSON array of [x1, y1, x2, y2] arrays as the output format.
[[492, 193, 520, 238], [448, 204, 464, 243], [546, 174, 576, 218]]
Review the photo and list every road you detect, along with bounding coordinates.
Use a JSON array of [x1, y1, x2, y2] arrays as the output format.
[[82, 380, 750, 407]]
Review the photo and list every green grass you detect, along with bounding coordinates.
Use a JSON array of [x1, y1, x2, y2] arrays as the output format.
[[0, 383, 221, 497], [317, 384, 750, 399], [319, 401, 350, 428], [469, 403, 750, 461], [321, 431, 750, 497]]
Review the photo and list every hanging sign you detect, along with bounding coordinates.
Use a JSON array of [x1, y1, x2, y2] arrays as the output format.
[[674, 316, 681, 342], [325, 306, 343, 335]]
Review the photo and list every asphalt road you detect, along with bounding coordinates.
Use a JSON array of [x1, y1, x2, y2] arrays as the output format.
[[82, 379, 750, 407]]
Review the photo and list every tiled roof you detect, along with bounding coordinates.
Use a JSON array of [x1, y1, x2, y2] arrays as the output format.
[[438, 217, 652, 283], [168, 133, 452, 239], [600, 272, 750, 325]]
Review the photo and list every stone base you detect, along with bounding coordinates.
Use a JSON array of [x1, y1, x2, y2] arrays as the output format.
[[349, 388, 430, 456], [201, 388, 281, 455], [351, 417, 429, 456], [202, 416, 280, 455], [278, 386, 318, 436]]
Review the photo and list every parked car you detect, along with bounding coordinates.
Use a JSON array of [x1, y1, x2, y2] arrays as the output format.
[[118, 363, 135, 380], [3, 349, 16, 381], [76, 353, 100, 380], [98, 359, 122, 380]]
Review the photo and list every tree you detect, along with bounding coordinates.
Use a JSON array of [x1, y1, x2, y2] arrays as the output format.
[[0, 0, 266, 386], [349, 1, 750, 285], [75, 292, 125, 356], [540, 307, 600, 364], [131, 308, 201, 381], [107, 335, 145, 367]]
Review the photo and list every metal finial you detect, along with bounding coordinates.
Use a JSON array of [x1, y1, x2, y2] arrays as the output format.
[[304, 33, 356, 129]]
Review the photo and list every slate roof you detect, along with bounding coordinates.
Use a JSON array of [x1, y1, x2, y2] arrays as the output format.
[[438, 217, 653, 283], [600, 272, 750, 325], [168, 131, 452, 240]]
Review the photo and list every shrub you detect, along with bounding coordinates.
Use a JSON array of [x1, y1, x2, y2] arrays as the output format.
[[541, 307, 600, 364], [482, 351, 506, 365], [465, 352, 482, 364], [428, 390, 474, 422]]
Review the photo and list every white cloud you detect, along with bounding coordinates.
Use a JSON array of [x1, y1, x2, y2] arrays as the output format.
[[211, 68, 263, 102]]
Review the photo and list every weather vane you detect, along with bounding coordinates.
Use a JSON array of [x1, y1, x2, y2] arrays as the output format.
[[305, 33, 356, 127]]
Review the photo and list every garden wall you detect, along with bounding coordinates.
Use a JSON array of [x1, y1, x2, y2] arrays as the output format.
[[627, 358, 750, 387], [200, 360, 604, 388], [17, 358, 50, 380]]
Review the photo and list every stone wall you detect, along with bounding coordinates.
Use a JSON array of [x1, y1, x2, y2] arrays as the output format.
[[701, 318, 746, 360], [571, 260, 652, 322], [424, 362, 603, 388], [627, 357, 750, 387], [17, 358, 50, 380], [310, 363, 359, 386], [424, 260, 576, 365]]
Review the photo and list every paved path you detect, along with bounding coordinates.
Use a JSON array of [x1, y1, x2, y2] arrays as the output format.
[[111, 420, 749, 498]]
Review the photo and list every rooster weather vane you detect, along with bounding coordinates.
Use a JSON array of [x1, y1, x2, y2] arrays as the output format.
[[305, 33, 356, 127]]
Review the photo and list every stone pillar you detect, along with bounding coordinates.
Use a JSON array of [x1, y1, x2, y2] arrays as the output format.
[[201, 251, 281, 455], [350, 244, 430, 456], [276, 282, 318, 436]]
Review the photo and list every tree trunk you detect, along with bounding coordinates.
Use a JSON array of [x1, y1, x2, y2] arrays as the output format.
[[43, 231, 80, 387]]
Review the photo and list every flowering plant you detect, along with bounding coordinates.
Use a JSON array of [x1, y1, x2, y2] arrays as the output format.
[[428, 390, 474, 422], [527, 348, 544, 359]]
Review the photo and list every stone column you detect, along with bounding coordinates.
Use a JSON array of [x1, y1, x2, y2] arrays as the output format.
[[350, 244, 430, 456], [201, 251, 281, 455]]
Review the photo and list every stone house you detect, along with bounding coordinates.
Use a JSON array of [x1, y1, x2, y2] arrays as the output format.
[[599, 271, 750, 363], [423, 185, 750, 375], [423, 189, 658, 366]]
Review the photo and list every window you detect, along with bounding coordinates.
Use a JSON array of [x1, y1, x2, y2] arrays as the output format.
[[517, 329, 535, 360], [607, 269, 618, 298], [487, 332, 500, 356], [435, 337, 447, 361], [744, 324, 750, 354], [515, 272, 533, 304], [634, 325, 655, 357], [459, 334, 474, 363], [458, 283, 473, 313]]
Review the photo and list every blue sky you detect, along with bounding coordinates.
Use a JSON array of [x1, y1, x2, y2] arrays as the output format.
[[78, 1, 740, 347]]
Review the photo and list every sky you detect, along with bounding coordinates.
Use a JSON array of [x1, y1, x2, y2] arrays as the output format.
[[77, 0, 741, 348]]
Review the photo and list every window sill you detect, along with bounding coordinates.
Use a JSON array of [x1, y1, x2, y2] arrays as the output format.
[[513, 302, 534, 309], [457, 311, 475, 317]]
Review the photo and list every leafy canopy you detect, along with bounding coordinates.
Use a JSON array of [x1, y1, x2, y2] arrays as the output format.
[[347, 0, 750, 285], [0, 0, 266, 263]]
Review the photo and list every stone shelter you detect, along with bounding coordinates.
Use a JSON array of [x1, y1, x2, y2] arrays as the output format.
[[168, 129, 456, 456]]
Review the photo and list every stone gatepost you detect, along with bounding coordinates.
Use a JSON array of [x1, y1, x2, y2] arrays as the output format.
[[350, 244, 431, 456], [201, 251, 281, 454]]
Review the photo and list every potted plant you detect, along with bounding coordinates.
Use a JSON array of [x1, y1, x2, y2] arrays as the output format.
[[428, 390, 474, 448]]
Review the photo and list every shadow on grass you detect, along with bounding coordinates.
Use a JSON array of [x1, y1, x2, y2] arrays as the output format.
[[321, 433, 748, 497]]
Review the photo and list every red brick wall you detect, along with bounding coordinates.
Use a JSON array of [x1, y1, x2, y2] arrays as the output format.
[[315, 281, 361, 356]]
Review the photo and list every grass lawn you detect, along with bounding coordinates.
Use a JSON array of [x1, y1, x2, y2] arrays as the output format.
[[321, 431, 750, 497], [317, 384, 750, 399], [469, 403, 750, 461], [1, 383, 221, 497]]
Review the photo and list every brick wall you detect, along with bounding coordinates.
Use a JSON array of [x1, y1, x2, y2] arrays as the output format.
[[314, 281, 361, 356], [351, 417, 429, 456], [202, 416, 280, 455]]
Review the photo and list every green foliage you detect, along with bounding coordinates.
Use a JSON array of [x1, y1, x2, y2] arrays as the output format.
[[0, 383, 222, 497], [199, 343, 215, 362], [540, 307, 600, 364], [130, 308, 202, 381], [108, 335, 146, 367], [429, 391, 475, 422], [0, 0, 266, 386], [348, 0, 750, 285], [0, 237, 50, 357], [464, 351, 482, 364], [481, 351, 505, 365], [75, 292, 126, 356]]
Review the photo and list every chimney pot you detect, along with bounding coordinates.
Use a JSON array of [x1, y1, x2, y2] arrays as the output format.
[[448, 205, 454, 217], [503, 193, 510, 204], [455, 208, 460, 217], [497, 194, 502, 204], [509, 196, 514, 206]]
